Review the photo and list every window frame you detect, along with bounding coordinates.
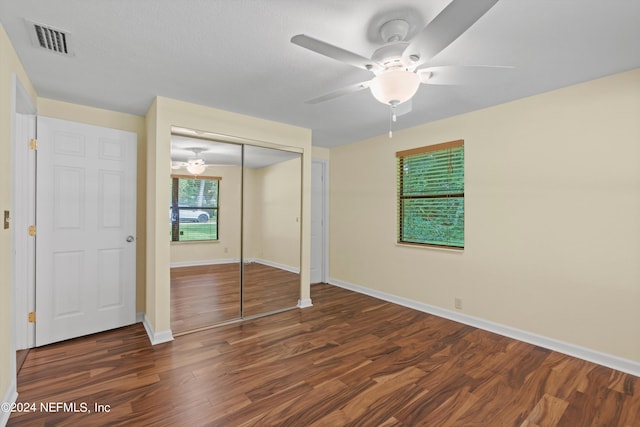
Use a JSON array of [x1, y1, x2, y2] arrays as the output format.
[[170, 174, 220, 242], [396, 140, 464, 250]]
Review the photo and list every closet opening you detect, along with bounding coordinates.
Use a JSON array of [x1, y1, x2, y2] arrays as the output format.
[[169, 128, 302, 335]]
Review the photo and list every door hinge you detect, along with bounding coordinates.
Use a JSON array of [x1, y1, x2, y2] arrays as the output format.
[[29, 138, 37, 150], [28, 225, 36, 236], [28, 312, 36, 323]]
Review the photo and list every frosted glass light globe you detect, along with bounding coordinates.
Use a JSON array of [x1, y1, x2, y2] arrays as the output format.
[[370, 69, 420, 105], [186, 162, 206, 175]]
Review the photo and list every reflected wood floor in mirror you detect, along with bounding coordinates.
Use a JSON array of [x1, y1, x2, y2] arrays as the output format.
[[10, 284, 640, 426], [171, 263, 299, 334]]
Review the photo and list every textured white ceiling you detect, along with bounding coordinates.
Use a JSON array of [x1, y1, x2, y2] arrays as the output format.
[[1, 0, 639, 147]]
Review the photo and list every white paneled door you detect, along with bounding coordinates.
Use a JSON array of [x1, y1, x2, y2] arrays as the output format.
[[36, 117, 137, 346], [310, 161, 325, 284]]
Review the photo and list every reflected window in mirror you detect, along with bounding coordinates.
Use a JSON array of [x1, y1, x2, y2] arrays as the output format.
[[170, 175, 220, 242]]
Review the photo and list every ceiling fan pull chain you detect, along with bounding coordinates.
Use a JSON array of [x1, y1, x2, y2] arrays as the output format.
[[388, 102, 399, 138]]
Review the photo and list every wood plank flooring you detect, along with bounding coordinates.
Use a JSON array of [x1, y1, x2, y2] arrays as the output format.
[[242, 263, 300, 317], [15, 349, 29, 374], [171, 263, 300, 334], [9, 284, 640, 426], [171, 263, 241, 333]]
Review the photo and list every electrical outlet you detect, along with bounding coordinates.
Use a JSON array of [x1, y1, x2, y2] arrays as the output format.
[[454, 297, 463, 310]]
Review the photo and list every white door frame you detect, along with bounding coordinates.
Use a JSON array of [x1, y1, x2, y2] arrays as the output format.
[[311, 158, 329, 283], [11, 75, 36, 353]]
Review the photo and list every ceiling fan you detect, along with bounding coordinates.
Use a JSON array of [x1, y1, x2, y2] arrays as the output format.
[[171, 148, 208, 175], [291, 0, 509, 132]]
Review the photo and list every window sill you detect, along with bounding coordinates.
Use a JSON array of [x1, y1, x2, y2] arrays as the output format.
[[395, 242, 464, 253], [171, 240, 220, 245]]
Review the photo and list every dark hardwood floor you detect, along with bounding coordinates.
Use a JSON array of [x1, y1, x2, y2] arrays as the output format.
[[171, 263, 300, 334], [171, 263, 241, 333], [9, 284, 640, 426], [242, 262, 300, 317], [15, 350, 29, 374]]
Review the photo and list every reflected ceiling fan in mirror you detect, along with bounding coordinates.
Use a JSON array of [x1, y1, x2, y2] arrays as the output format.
[[291, 0, 511, 136], [171, 147, 208, 175]]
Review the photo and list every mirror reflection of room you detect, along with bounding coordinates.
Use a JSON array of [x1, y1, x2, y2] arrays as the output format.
[[242, 145, 302, 317], [169, 133, 301, 335]]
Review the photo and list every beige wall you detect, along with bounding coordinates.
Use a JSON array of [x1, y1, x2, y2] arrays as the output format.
[[329, 69, 640, 362], [243, 167, 260, 261], [37, 98, 147, 313], [146, 96, 312, 335], [244, 157, 302, 269], [170, 165, 242, 264], [0, 23, 37, 411], [312, 146, 330, 160]]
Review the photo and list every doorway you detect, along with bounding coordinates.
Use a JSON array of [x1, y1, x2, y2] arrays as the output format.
[[12, 111, 138, 350], [11, 76, 36, 377], [311, 159, 328, 284]]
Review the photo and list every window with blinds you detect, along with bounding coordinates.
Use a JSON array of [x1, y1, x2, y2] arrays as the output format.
[[397, 140, 464, 249], [170, 176, 220, 242]]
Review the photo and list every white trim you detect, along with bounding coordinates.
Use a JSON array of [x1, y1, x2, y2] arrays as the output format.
[[329, 278, 640, 377], [170, 258, 240, 268], [12, 77, 37, 351], [142, 314, 174, 345], [0, 380, 18, 427], [170, 257, 300, 274], [6, 75, 35, 427], [12, 107, 36, 351], [297, 298, 313, 308], [136, 312, 145, 323]]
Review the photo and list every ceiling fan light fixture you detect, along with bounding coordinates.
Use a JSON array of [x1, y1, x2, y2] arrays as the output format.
[[186, 161, 206, 175], [182, 147, 208, 175], [370, 69, 420, 105]]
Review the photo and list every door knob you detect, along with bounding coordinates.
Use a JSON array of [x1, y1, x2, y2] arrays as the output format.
[[126, 235, 135, 242]]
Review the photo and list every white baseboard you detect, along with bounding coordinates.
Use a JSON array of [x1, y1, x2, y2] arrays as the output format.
[[329, 277, 640, 377], [251, 258, 300, 274], [136, 312, 144, 323], [142, 314, 174, 346], [297, 298, 313, 308], [170, 258, 240, 268], [169, 258, 300, 274], [1, 380, 18, 427]]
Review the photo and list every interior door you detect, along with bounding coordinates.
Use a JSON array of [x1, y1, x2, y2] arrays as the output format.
[[310, 161, 324, 284], [36, 116, 137, 346]]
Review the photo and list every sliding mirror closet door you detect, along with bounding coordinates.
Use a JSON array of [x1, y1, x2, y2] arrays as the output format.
[[170, 137, 242, 334], [242, 146, 302, 317]]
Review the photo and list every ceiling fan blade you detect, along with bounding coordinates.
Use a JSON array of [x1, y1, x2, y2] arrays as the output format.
[[291, 34, 378, 71], [404, 0, 499, 66], [305, 80, 372, 104], [418, 65, 514, 85]]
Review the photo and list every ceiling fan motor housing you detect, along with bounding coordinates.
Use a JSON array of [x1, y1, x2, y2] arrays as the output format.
[[372, 42, 410, 69], [379, 19, 410, 43]]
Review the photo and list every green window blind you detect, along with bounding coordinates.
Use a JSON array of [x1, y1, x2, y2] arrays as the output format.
[[397, 140, 464, 248], [170, 175, 220, 242]]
